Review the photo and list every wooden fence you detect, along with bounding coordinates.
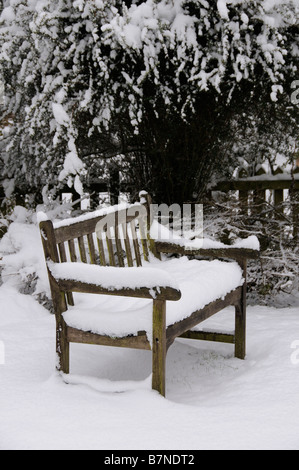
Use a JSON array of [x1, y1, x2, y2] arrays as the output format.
[[1, 167, 298, 237], [209, 167, 299, 241]]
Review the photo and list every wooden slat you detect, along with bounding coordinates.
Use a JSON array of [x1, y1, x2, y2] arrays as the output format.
[[180, 330, 235, 344], [274, 188, 284, 220], [58, 242, 67, 262], [55, 214, 107, 244], [56, 277, 181, 301], [130, 220, 142, 267], [78, 236, 87, 263], [87, 233, 96, 264], [253, 168, 267, 205], [138, 217, 149, 262], [96, 234, 107, 266], [67, 327, 151, 350], [239, 190, 248, 217], [253, 189, 266, 214], [166, 287, 242, 350], [213, 179, 299, 192], [122, 223, 133, 267], [58, 242, 74, 306], [105, 226, 115, 266], [274, 188, 284, 208], [114, 223, 125, 267], [156, 242, 260, 261], [68, 239, 77, 262]]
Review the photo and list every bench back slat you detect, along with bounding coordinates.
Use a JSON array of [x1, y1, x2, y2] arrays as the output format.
[[68, 239, 77, 263], [96, 233, 107, 266], [57, 241, 74, 305], [78, 236, 87, 264], [58, 242, 67, 263], [129, 220, 142, 267], [87, 233, 97, 265], [106, 226, 116, 266], [122, 222, 134, 267], [114, 223, 125, 268]]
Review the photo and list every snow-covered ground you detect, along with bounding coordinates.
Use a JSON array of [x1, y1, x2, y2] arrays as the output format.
[[0, 280, 299, 450], [0, 208, 298, 450]]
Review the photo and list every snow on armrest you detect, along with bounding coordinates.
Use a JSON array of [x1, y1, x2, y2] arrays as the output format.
[[151, 222, 260, 259], [185, 235, 260, 252], [47, 261, 181, 301], [150, 219, 260, 252], [155, 240, 260, 260]]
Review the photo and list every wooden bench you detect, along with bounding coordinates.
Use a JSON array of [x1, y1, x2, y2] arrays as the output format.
[[39, 192, 259, 396]]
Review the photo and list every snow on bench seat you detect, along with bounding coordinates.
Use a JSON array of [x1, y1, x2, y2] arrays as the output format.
[[49, 260, 179, 291], [60, 257, 244, 341]]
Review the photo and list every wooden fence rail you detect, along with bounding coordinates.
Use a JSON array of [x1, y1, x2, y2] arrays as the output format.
[[1, 168, 298, 237], [210, 168, 299, 241]]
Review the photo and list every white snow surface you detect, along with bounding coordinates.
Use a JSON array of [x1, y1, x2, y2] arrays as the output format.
[[0, 208, 298, 449], [49, 260, 180, 291], [53, 257, 243, 341], [151, 220, 260, 251], [178, 235, 260, 251], [0, 282, 299, 450], [52, 202, 131, 228]]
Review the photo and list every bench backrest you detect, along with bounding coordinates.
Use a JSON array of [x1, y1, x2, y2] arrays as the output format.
[[39, 194, 159, 307], [53, 203, 151, 268]]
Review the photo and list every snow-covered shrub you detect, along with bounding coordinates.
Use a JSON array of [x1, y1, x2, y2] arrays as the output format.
[[0, 0, 298, 204], [202, 192, 299, 306], [0, 199, 86, 310], [0, 206, 48, 302]]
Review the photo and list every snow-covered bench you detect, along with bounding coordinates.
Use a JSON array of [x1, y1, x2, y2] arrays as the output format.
[[39, 192, 259, 396]]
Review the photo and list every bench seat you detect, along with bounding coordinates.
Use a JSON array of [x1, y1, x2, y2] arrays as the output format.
[[60, 257, 244, 341]]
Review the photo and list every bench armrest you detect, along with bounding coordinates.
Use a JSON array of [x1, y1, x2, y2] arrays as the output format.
[[150, 220, 260, 262], [48, 261, 181, 301], [155, 238, 260, 262]]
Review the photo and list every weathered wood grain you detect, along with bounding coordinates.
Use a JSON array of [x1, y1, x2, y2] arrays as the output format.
[[67, 327, 151, 350], [179, 330, 235, 344], [155, 241, 260, 261], [166, 287, 242, 349], [152, 300, 166, 397], [55, 277, 181, 301]]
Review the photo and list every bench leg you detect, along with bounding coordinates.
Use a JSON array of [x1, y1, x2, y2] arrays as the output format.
[[235, 261, 247, 360], [152, 300, 166, 397], [56, 316, 70, 374], [235, 302, 246, 359], [235, 284, 247, 360]]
